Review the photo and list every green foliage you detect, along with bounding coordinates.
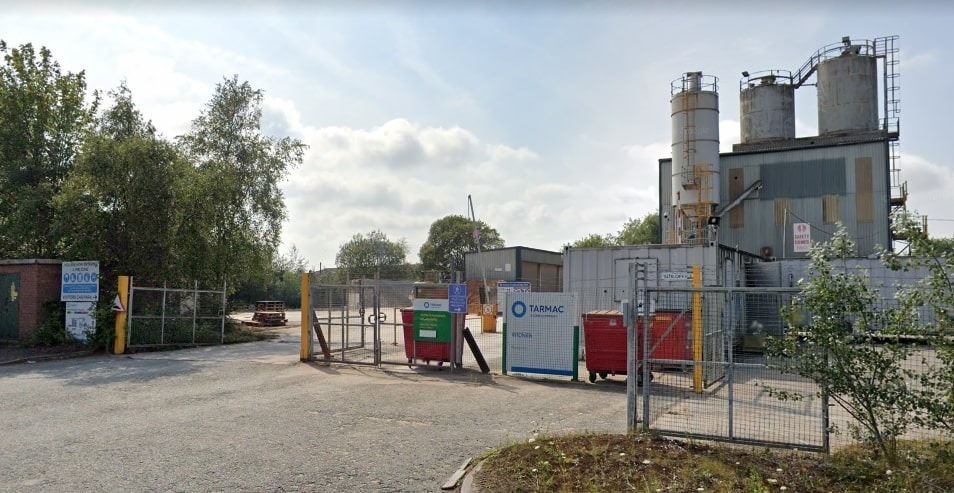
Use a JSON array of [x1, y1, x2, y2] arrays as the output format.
[[0, 41, 97, 258], [335, 230, 412, 280], [418, 215, 504, 273], [883, 212, 954, 434], [768, 224, 931, 464], [26, 302, 70, 347], [54, 82, 188, 281], [476, 432, 954, 492], [176, 75, 306, 289], [86, 298, 116, 351], [232, 245, 309, 308], [569, 212, 660, 248], [617, 212, 660, 245], [569, 233, 616, 248]]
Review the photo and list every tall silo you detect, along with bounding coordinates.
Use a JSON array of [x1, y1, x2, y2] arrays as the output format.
[[740, 71, 795, 144], [671, 72, 720, 244], [817, 41, 879, 135]]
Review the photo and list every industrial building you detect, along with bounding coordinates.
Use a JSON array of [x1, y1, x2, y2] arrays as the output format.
[[465, 246, 563, 292], [564, 35, 932, 335], [658, 36, 912, 259]]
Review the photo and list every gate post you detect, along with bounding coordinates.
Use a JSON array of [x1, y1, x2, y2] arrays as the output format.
[[300, 271, 311, 361], [113, 276, 130, 354], [692, 265, 703, 393]]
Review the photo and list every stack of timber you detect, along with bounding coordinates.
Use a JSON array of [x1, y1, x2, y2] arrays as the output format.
[[244, 300, 287, 327]]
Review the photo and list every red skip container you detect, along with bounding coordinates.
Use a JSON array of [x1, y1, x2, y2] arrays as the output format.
[[400, 308, 451, 365], [582, 310, 652, 385]]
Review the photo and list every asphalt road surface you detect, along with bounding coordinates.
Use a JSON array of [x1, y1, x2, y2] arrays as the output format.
[[0, 323, 628, 492]]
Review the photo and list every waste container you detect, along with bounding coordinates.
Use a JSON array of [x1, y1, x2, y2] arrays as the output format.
[[649, 311, 693, 362], [582, 310, 651, 385], [400, 308, 451, 366]]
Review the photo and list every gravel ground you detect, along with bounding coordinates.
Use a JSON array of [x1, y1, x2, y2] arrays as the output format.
[[0, 327, 628, 492]]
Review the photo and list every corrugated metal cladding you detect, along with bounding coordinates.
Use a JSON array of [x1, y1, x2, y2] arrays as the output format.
[[661, 140, 890, 258], [777, 258, 939, 326], [465, 249, 517, 281], [759, 159, 846, 198], [464, 246, 564, 290], [519, 247, 563, 265], [562, 244, 755, 315]]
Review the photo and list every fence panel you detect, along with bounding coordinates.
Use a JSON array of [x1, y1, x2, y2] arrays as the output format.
[[127, 280, 226, 348], [631, 286, 830, 451], [307, 280, 507, 374], [309, 284, 379, 365]]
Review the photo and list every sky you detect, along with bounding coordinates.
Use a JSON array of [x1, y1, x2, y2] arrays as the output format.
[[3, 1, 954, 269]]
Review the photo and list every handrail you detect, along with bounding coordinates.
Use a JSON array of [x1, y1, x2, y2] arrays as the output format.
[[671, 72, 718, 95], [739, 70, 793, 91], [792, 38, 876, 88]]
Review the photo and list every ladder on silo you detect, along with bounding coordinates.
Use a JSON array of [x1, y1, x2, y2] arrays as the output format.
[[681, 89, 698, 190], [689, 164, 715, 244], [875, 36, 905, 212]]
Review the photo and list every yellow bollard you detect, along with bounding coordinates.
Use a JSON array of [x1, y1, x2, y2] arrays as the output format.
[[113, 276, 130, 354], [692, 265, 703, 393], [300, 272, 311, 361]]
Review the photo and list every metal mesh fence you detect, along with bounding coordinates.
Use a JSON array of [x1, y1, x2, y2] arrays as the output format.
[[305, 262, 949, 451], [309, 283, 379, 365], [628, 285, 948, 451], [127, 281, 226, 347]]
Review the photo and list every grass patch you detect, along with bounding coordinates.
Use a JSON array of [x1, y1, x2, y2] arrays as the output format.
[[474, 433, 954, 492]]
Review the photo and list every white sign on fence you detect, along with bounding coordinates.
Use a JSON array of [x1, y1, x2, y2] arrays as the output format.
[[793, 223, 811, 253], [661, 271, 693, 281], [497, 281, 531, 314], [61, 261, 100, 302], [65, 301, 95, 342], [504, 292, 578, 379]]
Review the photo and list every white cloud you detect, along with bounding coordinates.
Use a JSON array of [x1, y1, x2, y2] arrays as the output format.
[[279, 116, 561, 265], [487, 144, 541, 163], [901, 153, 954, 238], [6, 5, 953, 262]]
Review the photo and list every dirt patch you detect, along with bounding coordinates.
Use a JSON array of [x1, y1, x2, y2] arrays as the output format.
[[0, 342, 98, 365]]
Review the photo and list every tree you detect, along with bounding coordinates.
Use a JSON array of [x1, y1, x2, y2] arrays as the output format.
[[767, 224, 928, 464], [53, 82, 187, 282], [567, 212, 660, 248], [176, 75, 305, 288], [336, 230, 412, 281], [419, 215, 504, 273], [569, 233, 616, 248], [884, 213, 954, 435], [617, 212, 660, 245], [0, 41, 97, 257], [233, 245, 310, 308], [276, 244, 309, 274]]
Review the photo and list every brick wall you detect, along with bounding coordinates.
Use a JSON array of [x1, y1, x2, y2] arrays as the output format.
[[0, 260, 62, 340]]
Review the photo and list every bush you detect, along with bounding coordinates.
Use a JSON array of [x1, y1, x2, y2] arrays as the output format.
[[25, 301, 71, 347]]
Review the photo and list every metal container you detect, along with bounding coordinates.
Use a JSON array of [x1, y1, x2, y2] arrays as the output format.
[[740, 72, 795, 143], [817, 50, 879, 135], [671, 72, 720, 243]]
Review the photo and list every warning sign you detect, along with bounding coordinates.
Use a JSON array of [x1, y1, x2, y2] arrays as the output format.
[[112, 294, 125, 312], [793, 223, 811, 253]]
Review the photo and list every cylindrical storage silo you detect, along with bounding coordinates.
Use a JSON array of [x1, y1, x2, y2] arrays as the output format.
[[740, 74, 795, 143], [817, 50, 879, 135], [671, 72, 720, 243]]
